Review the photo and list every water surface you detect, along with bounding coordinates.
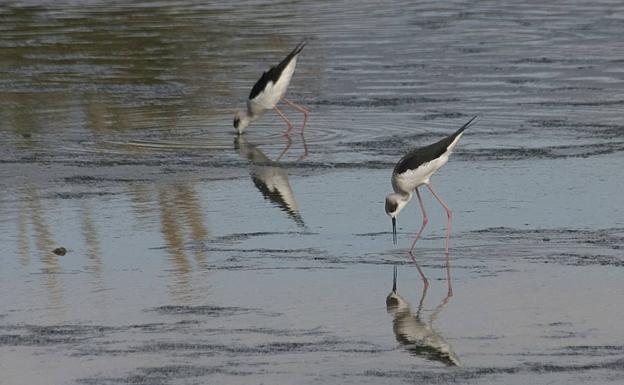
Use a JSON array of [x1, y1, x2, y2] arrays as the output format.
[[1, 1, 623, 384]]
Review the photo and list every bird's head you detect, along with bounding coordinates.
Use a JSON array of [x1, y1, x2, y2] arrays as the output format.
[[385, 192, 411, 245], [233, 110, 251, 134]]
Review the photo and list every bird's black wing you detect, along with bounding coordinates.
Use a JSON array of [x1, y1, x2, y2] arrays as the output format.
[[249, 41, 306, 100], [394, 116, 476, 175]]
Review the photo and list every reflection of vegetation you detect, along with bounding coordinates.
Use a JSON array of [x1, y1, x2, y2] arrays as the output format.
[[81, 200, 103, 292], [22, 188, 64, 310], [0, 3, 261, 136], [127, 181, 209, 301], [13, 180, 210, 308], [18, 201, 30, 266]]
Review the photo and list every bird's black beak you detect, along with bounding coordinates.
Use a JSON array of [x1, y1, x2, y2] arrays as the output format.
[[392, 217, 397, 245]]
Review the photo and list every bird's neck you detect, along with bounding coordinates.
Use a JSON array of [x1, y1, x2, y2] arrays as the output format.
[[245, 102, 263, 121], [399, 191, 413, 203]]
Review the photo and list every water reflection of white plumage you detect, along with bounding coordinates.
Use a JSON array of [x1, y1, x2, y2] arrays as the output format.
[[235, 136, 304, 227], [386, 265, 460, 366]]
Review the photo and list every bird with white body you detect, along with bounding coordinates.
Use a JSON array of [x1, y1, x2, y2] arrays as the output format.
[[385, 116, 477, 294], [234, 42, 309, 135]]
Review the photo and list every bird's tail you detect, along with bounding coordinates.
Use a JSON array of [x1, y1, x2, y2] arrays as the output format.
[[455, 115, 479, 136], [293, 40, 307, 55]]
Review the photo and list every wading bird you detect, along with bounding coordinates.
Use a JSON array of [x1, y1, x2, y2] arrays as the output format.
[[234, 42, 309, 135], [385, 116, 477, 293]]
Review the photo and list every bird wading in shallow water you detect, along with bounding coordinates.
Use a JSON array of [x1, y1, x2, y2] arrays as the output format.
[[234, 41, 309, 135], [385, 116, 477, 294]]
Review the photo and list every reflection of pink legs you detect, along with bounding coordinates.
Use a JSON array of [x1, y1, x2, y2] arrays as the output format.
[[444, 251, 453, 297], [274, 106, 294, 134], [425, 183, 453, 254], [283, 98, 310, 134], [298, 133, 309, 161], [409, 188, 429, 253], [409, 250, 429, 291], [275, 134, 293, 162], [415, 270, 429, 314]]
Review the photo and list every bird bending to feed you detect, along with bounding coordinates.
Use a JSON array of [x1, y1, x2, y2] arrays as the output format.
[[385, 116, 477, 279], [234, 41, 310, 135]]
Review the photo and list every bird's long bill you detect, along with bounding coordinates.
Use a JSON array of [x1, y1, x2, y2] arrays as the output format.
[[392, 217, 397, 245]]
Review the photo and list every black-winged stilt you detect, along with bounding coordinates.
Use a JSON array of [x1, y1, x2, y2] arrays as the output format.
[[385, 116, 477, 293], [234, 41, 309, 135]]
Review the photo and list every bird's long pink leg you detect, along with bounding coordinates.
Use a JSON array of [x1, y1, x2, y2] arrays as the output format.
[[408, 188, 430, 290], [282, 98, 309, 133], [274, 106, 294, 135], [408, 188, 429, 253], [426, 183, 454, 297], [425, 183, 453, 254]]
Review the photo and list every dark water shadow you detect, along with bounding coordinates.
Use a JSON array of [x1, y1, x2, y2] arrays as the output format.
[[386, 265, 460, 366], [235, 135, 305, 227]]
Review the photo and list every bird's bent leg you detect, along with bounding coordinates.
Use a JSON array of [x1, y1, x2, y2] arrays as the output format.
[[282, 98, 309, 133], [274, 106, 294, 135], [408, 188, 429, 253], [425, 183, 453, 254]]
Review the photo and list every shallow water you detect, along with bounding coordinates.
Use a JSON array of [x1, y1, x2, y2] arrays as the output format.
[[1, 1, 624, 384]]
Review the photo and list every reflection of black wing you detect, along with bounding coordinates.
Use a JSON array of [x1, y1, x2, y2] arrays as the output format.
[[394, 116, 476, 175], [392, 318, 461, 366], [251, 175, 305, 227], [386, 266, 460, 367], [249, 42, 306, 100]]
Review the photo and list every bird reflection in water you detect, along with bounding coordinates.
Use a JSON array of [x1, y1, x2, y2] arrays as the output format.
[[235, 136, 305, 227], [386, 265, 460, 366]]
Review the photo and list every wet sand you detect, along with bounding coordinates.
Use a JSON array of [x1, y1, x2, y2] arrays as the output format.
[[1, 1, 624, 384]]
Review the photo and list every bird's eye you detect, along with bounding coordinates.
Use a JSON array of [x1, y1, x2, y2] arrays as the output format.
[[385, 199, 398, 214]]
